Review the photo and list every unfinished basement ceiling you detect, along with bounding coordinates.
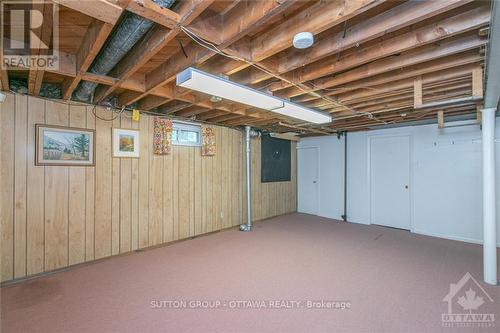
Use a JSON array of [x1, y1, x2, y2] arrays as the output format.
[[0, 0, 491, 135]]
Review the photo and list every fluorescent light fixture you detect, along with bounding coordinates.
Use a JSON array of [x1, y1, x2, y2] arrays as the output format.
[[177, 67, 284, 110], [274, 101, 332, 124], [176, 67, 332, 124]]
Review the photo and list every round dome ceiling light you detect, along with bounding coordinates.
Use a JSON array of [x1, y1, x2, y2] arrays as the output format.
[[293, 32, 314, 49]]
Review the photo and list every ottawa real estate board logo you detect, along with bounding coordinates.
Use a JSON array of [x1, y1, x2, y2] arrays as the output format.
[[442, 272, 495, 328], [1, 0, 59, 70]]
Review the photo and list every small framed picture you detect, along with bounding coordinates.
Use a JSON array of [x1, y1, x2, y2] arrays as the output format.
[[113, 128, 140, 158], [36, 124, 95, 166]]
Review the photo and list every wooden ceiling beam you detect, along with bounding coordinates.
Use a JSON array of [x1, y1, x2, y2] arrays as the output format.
[[308, 52, 482, 104], [186, 0, 301, 52], [174, 105, 208, 118], [117, 85, 273, 122], [245, 0, 382, 63], [0, 46, 8, 90], [145, 42, 213, 93], [278, 33, 486, 99], [210, 0, 298, 47], [137, 95, 170, 111], [0, 70, 8, 91], [137, 1, 374, 117], [143, 0, 298, 97], [334, 104, 477, 125], [157, 101, 192, 115], [27, 70, 44, 96], [332, 61, 480, 103], [199, 56, 248, 76], [331, 109, 476, 132], [82, 72, 145, 91], [53, 0, 123, 24], [334, 88, 474, 117], [196, 107, 277, 125], [195, 110, 228, 121], [206, 113, 243, 123], [93, 0, 215, 102], [333, 102, 478, 125], [336, 86, 472, 113], [223, 116, 265, 127], [130, 0, 372, 118], [28, 0, 53, 96], [183, 8, 223, 44], [278, 0, 475, 74], [336, 77, 472, 108], [62, 19, 114, 100], [264, 5, 489, 92], [118, 82, 175, 106], [472, 66, 484, 97], [232, 0, 478, 86], [13, 52, 147, 93], [125, 0, 180, 29], [117, 91, 143, 106], [414, 76, 423, 108], [342, 84, 472, 111], [18, 0, 491, 131], [196, 3, 485, 121], [220, 0, 295, 47]]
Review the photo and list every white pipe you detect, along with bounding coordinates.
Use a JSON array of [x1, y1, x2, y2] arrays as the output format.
[[482, 107, 497, 285]]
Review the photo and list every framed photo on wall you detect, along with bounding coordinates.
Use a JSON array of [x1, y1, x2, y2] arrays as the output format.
[[35, 124, 95, 166], [113, 128, 140, 158]]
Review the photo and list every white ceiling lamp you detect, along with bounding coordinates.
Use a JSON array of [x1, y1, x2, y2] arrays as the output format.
[[274, 100, 331, 124], [176, 67, 332, 124], [177, 67, 284, 110], [293, 32, 314, 49]]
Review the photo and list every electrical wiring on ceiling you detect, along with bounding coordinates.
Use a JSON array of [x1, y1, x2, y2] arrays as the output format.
[[179, 25, 390, 126]]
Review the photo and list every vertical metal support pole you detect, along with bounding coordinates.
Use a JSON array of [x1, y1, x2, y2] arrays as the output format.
[[240, 126, 253, 231], [245, 126, 252, 230], [482, 107, 497, 285], [342, 132, 347, 221]]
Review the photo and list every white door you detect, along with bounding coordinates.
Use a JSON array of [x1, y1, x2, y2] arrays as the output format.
[[298, 147, 319, 215], [370, 135, 411, 230]]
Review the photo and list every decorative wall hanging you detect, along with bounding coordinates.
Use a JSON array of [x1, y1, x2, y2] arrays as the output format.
[[112, 128, 140, 158], [153, 117, 173, 155], [201, 126, 216, 156], [132, 109, 140, 122], [35, 124, 95, 166]]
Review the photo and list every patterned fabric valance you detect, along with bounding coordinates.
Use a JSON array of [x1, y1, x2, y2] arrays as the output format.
[[153, 117, 173, 155], [201, 126, 216, 156]]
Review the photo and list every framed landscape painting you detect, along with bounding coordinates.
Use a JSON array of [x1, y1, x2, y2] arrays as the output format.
[[36, 124, 95, 166], [113, 128, 140, 158]]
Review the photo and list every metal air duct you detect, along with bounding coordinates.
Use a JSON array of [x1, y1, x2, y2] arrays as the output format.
[[72, 0, 176, 102]]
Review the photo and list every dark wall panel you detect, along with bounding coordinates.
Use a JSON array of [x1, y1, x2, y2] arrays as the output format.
[[261, 134, 291, 182]]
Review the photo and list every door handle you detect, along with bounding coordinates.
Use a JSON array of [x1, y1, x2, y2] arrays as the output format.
[[404, 185, 409, 189], [313, 181, 317, 184]]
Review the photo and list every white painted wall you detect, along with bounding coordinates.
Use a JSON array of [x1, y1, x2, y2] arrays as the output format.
[[297, 118, 500, 245]]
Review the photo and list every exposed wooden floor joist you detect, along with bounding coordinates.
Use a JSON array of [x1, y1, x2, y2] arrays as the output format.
[[2, 0, 491, 134]]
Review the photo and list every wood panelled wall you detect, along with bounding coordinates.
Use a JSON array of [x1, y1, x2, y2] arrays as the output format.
[[0, 92, 296, 282], [250, 138, 297, 221]]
